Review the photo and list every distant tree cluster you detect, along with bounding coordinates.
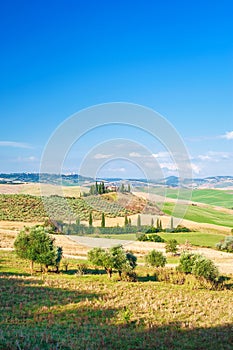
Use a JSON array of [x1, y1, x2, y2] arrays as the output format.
[[89, 181, 106, 195], [119, 183, 131, 193]]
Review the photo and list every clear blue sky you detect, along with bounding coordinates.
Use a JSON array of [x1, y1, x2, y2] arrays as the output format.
[[0, 0, 232, 177]]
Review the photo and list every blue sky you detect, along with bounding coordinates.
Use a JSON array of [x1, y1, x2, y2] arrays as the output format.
[[0, 0, 232, 178]]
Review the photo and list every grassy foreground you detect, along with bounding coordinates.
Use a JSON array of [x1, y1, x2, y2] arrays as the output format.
[[0, 251, 233, 350]]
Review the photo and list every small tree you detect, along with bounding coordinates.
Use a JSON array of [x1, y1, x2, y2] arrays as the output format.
[[88, 245, 137, 278], [95, 181, 99, 194], [178, 252, 200, 273], [126, 251, 137, 269], [88, 247, 113, 277], [89, 185, 95, 195], [101, 212, 105, 228], [145, 250, 166, 267], [192, 255, 219, 281], [54, 246, 63, 273], [170, 217, 174, 231], [159, 219, 163, 230], [14, 225, 62, 273], [110, 245, 128, 277], [165, 239, 178, 255], [137, 214, 141, 228], [216, 236, 233, 253], [178, 252, 219, 281], [151, 218, 154, 227], [124, 215, 129, 227], [89, 211, 93, 227]]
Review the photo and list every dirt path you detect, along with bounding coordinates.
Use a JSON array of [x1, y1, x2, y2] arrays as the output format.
[[67, 235, 134, 248]]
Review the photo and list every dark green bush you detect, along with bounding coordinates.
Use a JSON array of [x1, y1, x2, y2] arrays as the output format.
[[165, 239, 178, 254], [121, 271, 137, 282], [137, 233, 165, 242], [178, 252, 201, 273], [192, 256, 219, 281], [178, 252, 219, 282], [173, 225, 191, 233], [145, 250, 166, 267]]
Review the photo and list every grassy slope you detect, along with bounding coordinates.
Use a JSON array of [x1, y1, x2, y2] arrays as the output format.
[[0, 251, 233, 350], [143, 187, 233, 209], [162, 202, 233, 228]]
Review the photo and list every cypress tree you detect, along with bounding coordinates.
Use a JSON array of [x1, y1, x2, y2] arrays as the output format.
[[89, 212, 93, 227], [171, 217, 174, 231], [124, 215, 129, 227], [101, 212, 105, 228]]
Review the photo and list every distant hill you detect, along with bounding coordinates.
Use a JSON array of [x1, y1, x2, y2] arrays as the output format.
[[0, 173, 233, 189], [0, 173, 93, 186]]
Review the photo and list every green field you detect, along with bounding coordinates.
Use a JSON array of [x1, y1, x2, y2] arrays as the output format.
[[0, 251, 233, 350], [161, 202, 233, 228], [159, 232, 227, 248], [141, 187, 233, 209], [91, 231, 226, 248]]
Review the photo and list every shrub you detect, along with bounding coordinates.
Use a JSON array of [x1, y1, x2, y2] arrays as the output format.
[[178, 252, 219, 282], [173, 225, 191, 233], [121, 271, 137, 282], [216, 236, 233, 253], [178, 252, 201, 273], [154, 267, 186, 285], [137, 233, 147, 241], [165, 239, 178, 254], [145, 250, 166, 267], [147, 234, 165, 242], [137, 233, 165, 242], [192, 255, 219, 281], [146, 227, 161, 233], [76, 263, 88, 275]]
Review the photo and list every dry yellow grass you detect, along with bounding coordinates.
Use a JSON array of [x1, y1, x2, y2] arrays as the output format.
[[0, 183, 85, 197]]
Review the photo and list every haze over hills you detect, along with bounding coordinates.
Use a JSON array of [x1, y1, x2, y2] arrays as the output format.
[[0, 173, 233, 189]]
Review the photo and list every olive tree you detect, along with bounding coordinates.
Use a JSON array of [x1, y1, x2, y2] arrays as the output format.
[[14, 225, 62, 273], [145, 249, 166, 267], [88, 245, 137, 278]]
